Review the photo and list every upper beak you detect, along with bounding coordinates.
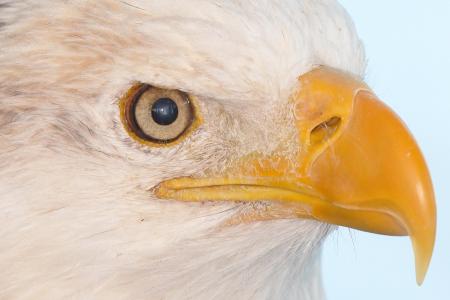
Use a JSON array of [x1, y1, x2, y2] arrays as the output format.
[[155, 67, 436, 284]]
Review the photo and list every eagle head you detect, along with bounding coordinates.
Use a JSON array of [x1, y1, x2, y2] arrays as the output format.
[[0, 0, 435, 299]]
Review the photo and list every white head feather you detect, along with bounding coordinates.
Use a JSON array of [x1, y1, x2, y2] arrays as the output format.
[[0, 0, 365, 299]]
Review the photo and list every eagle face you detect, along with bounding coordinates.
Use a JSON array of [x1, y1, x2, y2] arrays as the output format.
[[0, 1, 435, 299]]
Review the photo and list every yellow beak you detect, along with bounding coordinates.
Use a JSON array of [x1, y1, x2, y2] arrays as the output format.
[[155, 67, 436, 284]]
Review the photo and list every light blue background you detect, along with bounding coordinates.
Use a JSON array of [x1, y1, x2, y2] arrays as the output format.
[[323, 1, 450, 299]]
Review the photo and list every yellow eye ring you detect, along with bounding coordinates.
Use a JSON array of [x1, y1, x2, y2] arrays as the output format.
[[119, 83, 202, 147]]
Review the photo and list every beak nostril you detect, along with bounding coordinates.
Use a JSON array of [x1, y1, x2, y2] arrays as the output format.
[[310, 116, 342, 145]]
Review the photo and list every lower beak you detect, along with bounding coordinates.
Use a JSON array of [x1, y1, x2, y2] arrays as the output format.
[[155, 67, 436, 284]]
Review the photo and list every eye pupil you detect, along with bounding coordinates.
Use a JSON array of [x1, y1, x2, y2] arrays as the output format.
[[151, 98, 179, 125]]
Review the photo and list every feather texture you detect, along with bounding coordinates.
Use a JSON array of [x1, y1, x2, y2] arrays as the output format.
[[0, 1, 365, 299]]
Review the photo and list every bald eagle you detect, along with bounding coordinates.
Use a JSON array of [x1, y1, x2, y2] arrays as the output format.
[[0, 1, 436, 299]]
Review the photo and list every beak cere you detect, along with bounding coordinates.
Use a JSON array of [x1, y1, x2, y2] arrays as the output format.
[[155, 67, 436, 284]]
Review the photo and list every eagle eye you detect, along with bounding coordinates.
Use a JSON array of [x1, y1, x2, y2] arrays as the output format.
[[120, 84, 199, 145]]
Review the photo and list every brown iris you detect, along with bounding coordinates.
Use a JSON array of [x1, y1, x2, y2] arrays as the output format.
[[120, 84, 198, 145]]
